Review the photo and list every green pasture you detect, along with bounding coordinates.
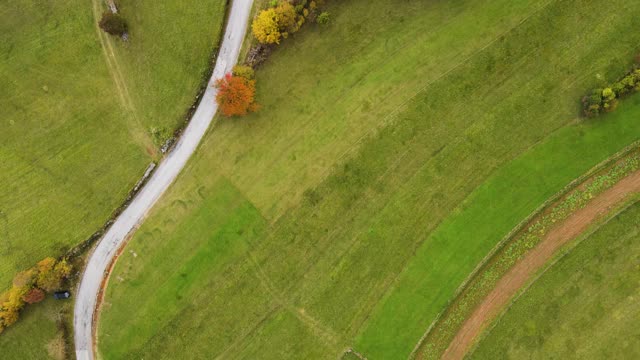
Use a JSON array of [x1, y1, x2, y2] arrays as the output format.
[[0, 299, 70, 359], [99, 0, 640, 358]]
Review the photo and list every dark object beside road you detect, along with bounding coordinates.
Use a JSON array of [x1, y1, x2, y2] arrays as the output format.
[[53, 290, 71, 300]]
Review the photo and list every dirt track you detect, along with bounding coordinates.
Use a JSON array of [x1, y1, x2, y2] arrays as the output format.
[[442, 169, 640, 360]]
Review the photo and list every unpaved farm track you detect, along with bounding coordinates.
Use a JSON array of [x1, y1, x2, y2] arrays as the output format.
[[441, 169, 640, 360], [73, 1, 254, 359]]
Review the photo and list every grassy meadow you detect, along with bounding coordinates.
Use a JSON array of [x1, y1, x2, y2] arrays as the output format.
[[470, 200, 640, 359], [0, 0, 226, 289], [98, 0, 640, 358], [0, 298, 71, 360], [108, 0, 228, 135]]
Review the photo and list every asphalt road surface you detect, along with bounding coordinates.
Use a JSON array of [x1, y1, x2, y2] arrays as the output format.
[[74, 1, 254, 358]]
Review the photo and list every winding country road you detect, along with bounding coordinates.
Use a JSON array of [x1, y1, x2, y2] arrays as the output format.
[[74, 1, 253, 359]]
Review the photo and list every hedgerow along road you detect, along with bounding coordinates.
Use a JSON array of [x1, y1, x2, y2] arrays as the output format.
[[73, 1, 254, 359]]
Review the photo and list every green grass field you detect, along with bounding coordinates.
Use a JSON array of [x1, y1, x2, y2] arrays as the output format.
[[0, 298, 71, 360], [109, 0, 228, 134], [470, 200, 640, 359], [99, 0, 640, 358], [0, 0, 226, 288]]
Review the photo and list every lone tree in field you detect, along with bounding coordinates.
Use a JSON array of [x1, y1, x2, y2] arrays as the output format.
[[99, 12, 128, 36], [215, 73, 259, 117]]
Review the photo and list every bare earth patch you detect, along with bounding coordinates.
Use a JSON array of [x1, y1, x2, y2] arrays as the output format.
[[442, 169, 640, 360]]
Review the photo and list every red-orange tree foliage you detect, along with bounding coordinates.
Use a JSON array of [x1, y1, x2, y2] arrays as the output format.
[[215, 73, 258, 117], [22, 288, 45, 304]]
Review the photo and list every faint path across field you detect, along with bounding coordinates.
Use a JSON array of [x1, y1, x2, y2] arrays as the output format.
[[441, 169, 640, 360], [74, 1, 254, 359]]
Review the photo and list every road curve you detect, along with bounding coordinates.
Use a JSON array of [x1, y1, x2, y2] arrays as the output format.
[[74, 1, 254, 359]]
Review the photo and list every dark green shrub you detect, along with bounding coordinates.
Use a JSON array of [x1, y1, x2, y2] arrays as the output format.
[[99, 12, 128, 37]]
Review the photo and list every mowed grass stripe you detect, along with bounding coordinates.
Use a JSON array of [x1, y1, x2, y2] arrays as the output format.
[[470, 200, 640, 359], [100, 0, 640, 358]]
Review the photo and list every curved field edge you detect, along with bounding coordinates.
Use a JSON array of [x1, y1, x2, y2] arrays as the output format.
[[469, 198, 640, 359], [354, 94, 640, 358], [412, 147, 640, 359]]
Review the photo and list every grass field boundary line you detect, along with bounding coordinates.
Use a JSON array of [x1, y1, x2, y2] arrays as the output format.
[[246, 251, 343, 348], [466, 194, 640, 358], [407, 139, 640, 359], [213, 304, 281, 360]]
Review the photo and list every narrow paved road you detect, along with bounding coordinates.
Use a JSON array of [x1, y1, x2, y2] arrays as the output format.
[[74, 1, 253, 359]]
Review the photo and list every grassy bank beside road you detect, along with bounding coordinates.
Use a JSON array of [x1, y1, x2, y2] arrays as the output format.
[[471, 200, 640, 359]]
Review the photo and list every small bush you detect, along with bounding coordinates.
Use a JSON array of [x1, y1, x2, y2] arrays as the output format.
[[582, 66, 640, 117], [99, 12, 128, 37], [316, 11, 331, 25], [232, 65, 255, 80], [149, 126, 172, 146]]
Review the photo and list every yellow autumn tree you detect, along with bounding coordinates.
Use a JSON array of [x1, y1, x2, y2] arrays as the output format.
[[252, 8, 281, 44], [36, 257, 71, 292], [252, 1, 300, 44], [274, 1, 296, 31]]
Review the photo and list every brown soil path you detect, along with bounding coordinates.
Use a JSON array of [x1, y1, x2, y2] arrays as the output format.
[[441, 169, 640, 360]]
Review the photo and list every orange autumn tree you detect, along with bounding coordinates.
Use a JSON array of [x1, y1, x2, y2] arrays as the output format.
[[215, 73, 259, 117]]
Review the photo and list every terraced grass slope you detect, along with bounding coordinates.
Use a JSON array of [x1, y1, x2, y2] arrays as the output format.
[[470, 200, 640, 359], [0, 0, 226, 287], [99, 0, 640, 358]]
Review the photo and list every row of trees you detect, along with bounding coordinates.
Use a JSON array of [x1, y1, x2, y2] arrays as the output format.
[[252, 0, 330, 45], [0, 258, 72, 334], [216, 1, 332, 118], [583, 68, 640, 117]]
